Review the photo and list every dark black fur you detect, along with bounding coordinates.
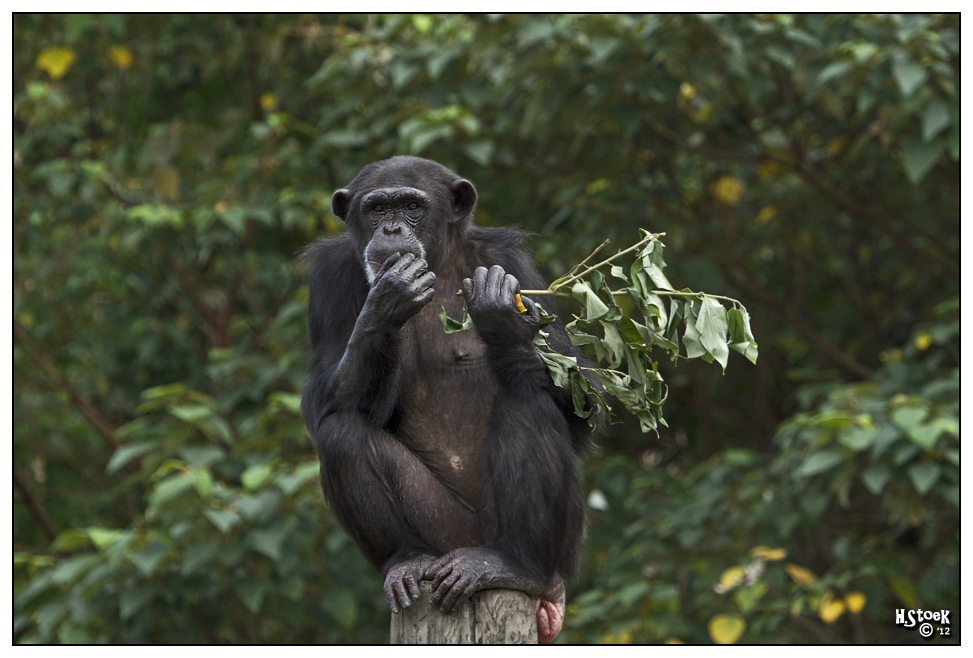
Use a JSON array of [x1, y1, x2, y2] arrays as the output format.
[[301, 156, 592, 614]]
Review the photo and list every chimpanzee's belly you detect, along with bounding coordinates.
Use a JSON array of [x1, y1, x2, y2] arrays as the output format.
[[393, 309, 497, 514]]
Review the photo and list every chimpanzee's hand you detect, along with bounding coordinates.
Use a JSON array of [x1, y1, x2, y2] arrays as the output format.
[[424, 547, 500, 613], [462, 265, 540, 348], [384, 552, 437, 614], [365, 252, 436, 327]]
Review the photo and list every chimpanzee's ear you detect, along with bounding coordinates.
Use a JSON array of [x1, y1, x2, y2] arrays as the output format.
[[331, 189, 351, 223], [449, 179, 477, 223]]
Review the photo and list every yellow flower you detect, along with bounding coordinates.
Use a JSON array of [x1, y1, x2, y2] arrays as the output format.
[[600, 629, 633, 644], [260, 92, 278, 112], [36, 46, 76, 80], [845, 592, 866, 614], [715, 566, 746, 593], [914, 332, 931, 351], [708, 614, 746, 644], [712, 176, 744, 205], [750, 546, 787, 561], [108, 45, 133, 70], [828, 136, 849, 157], [819, 591, 846, 624], [755, 206, 778, 225], [784, 563, 816, 585], [757, 160, 782, 179]]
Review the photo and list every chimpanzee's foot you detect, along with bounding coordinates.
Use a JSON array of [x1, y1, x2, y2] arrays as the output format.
[[536, 596, 564, 644]]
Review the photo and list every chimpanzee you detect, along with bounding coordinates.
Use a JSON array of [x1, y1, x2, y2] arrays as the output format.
[[300, 156, 593, 643]]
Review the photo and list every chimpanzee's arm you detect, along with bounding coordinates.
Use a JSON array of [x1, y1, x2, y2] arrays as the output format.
[[301, 239, 434, 431], [441, 263, 585, 612]]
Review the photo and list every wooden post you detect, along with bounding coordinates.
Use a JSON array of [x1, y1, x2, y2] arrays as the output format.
[[390, 581, 537, 644]]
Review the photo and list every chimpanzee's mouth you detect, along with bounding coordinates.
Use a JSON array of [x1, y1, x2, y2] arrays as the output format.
[[366, 249, 421, 272]]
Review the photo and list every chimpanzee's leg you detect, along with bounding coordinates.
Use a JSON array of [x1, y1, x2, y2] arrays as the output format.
[[314, 410, 481, 611]]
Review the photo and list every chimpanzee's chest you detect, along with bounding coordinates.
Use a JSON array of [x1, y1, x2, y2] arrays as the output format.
[[392, 295, 497, 510]]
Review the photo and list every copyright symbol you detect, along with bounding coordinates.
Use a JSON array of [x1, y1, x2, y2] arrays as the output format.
[[919, 623, 933, 638]]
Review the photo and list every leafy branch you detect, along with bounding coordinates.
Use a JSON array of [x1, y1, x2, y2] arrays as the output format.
[[442, 230, 758, 434]]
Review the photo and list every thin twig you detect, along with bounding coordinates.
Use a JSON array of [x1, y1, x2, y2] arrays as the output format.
[[553, 239, 611, 284], [522, 288, 742, 308], [549, 232, 665, 293], [13, 469, 59, 541], [14, 323, 120, 449]]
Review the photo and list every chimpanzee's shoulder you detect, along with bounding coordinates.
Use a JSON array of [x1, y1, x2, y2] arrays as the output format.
[[466, 226, 533, 254], [300, 233, 358, 269]]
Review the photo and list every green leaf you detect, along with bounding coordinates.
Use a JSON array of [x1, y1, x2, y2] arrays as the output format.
[[795, 449, 845, 477], [234, 579, 266, 614], [320, 587, 358, 630], [891, 404, 928, 431], [817, 60, 853, 84], [203, 508, 241, 535], [860, 465, 891, 494], [571, 281, 611, 321], [838, 426, 875, 451], [49, 554, 100, 584], [900, 139, 940, 184], [241, 463, 274, 491], [51, 529, 92, 552], [129, 542, 168, 577], [235, 490, 282, 524], [695, 296, 729, 371], [181, 540, 220, 576], [462, 140, 494, 166], [106, 441, 159, 474], [149, 472, 197, 507], [892, 58, 928, 97], [119, 587, 155, 620], [87, 528, 124, 549], [276, 460, 320, 495], [727, 307, 759, 364], [248, 518, 298, 561], [439, 305, 472, 333], [907, 462, 941, 495], [921, 101, 950, 141], [169, 404, 213, 422], [681, 299, 706, 359], [178, 445, 225, 469], [638, 240, 674, 290]]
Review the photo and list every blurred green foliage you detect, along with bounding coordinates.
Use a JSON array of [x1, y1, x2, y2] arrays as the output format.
[[14, 14, 957, 644]]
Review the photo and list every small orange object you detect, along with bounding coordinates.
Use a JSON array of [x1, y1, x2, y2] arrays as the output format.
[[515, 294, 527, 313]]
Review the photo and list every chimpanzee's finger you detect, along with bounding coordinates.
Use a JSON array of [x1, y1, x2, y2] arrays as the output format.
[[443, 581, 477, 613], [429, 561, 453, 590], [387, 251, 417, 275], [415, 270, 436, 292], [520, 294, 540, 323], [402, 255, 428, 280], [501, 273, 519, 305], [472, 266, 489, 297], [404, 572, 421, 602], [487, 265, 506, 299], [392, 579, 411, 609], [385, 582, 401, 614], [376, 252, 402, 279], [461, 277, 474, 302], [431, 571, 461, 606]]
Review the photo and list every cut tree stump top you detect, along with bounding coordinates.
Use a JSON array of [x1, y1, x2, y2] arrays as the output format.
[[390, 581, 537, 644]]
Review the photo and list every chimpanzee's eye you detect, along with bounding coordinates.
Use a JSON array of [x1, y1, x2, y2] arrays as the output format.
[[408, 203, 418, 210], [374, 205, 383, 212]]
